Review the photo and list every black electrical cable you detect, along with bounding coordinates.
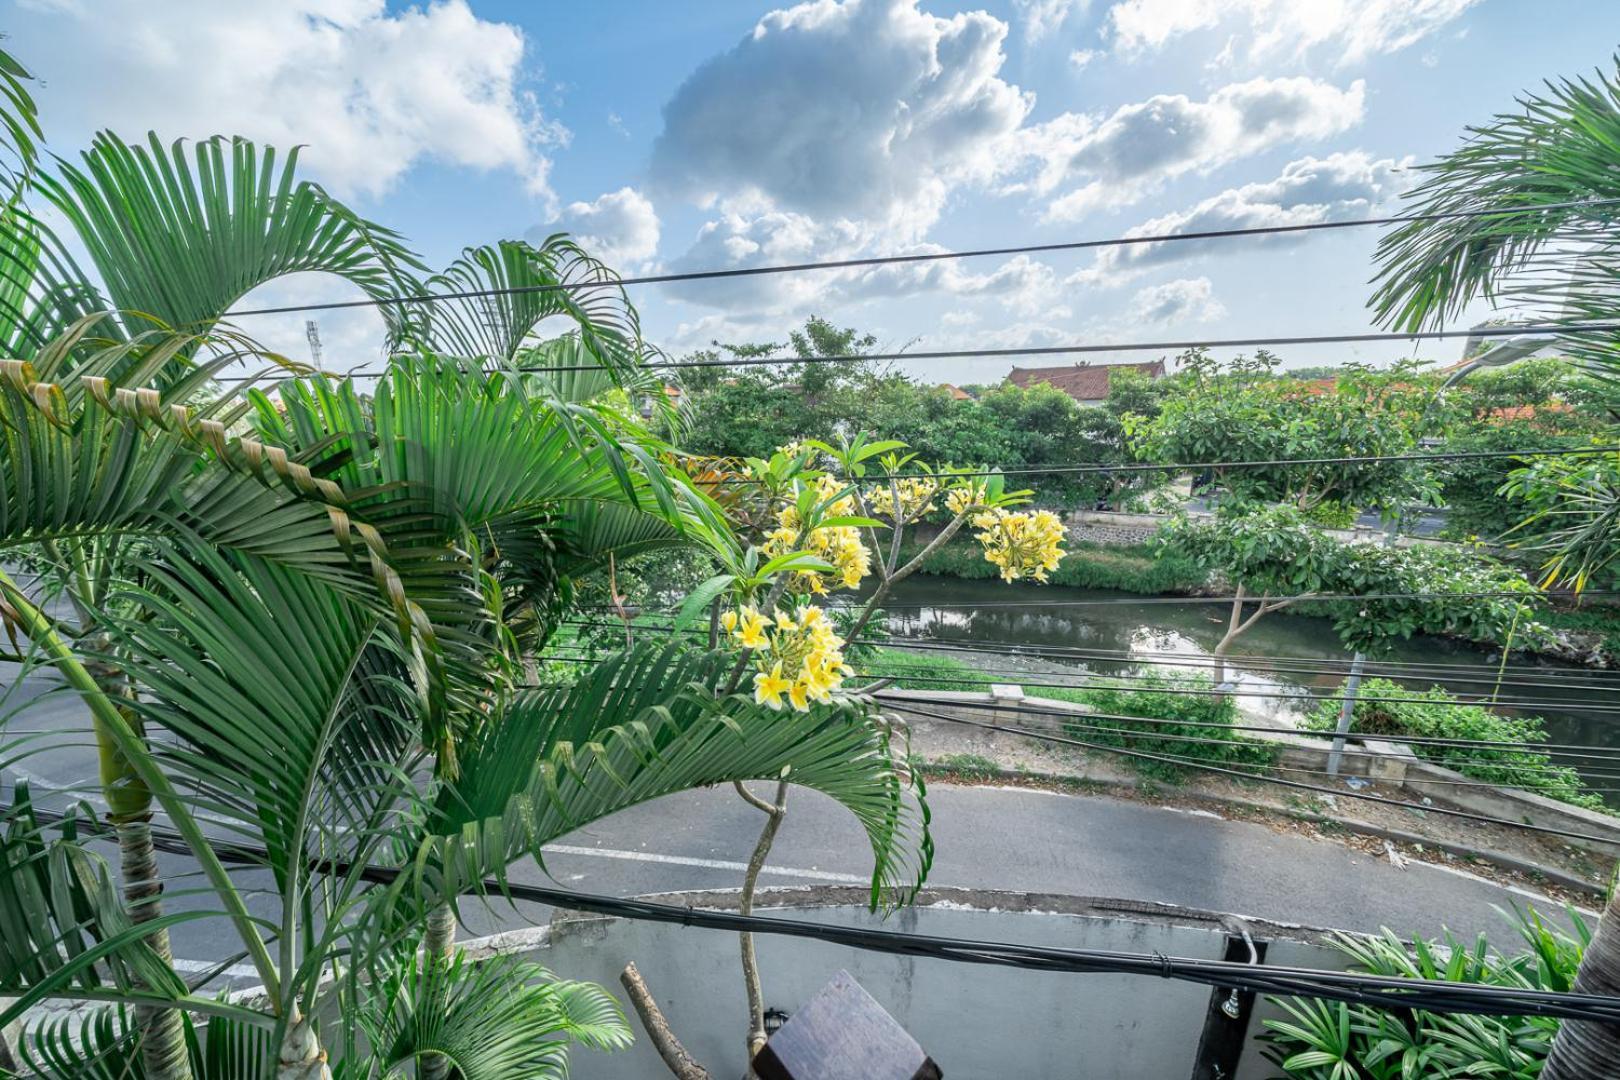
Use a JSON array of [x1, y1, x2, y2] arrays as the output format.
[[541, 632, 1620, 718], [212, 322, 1620, 383], [911, 708, 1620, 789], [527, 321, 1620, 374], [223, 195, 1620, 319], [20, 803, 1620, 1023], [585, 582, 1611, 611], [886, 701, 1620, 847], [565, 617, 1620, 699], [871, 691, 1620, 765], [566, 607, 1620, 687]]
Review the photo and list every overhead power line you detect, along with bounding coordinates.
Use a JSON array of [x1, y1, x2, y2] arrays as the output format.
[[26, 804, 1620, 1023], [874, 692, 1620, 766], [582, 584, 1607, 615], [224, 195, 1620, 319], [529, 320, 1620, 374], [886, 700, 1620, 847]]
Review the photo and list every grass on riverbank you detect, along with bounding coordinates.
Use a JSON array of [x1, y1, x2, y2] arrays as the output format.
[[865, 647, 1275, 782], [898, 537, 1207, 595]]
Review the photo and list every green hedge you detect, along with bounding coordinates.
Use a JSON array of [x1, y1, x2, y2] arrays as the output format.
[[898, 537, 1208, 595], [1304, 677, 1609, 813]]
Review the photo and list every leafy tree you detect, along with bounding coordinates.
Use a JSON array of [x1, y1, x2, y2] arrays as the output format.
[[1162, 506, 1538, 684], [676, 318, 1153, 508], [1128, 358, 1443, 516]]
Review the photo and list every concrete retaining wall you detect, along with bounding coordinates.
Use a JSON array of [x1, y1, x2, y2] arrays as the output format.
[[878, 688, 1620, 858], [1063, 509, 1454, 550]]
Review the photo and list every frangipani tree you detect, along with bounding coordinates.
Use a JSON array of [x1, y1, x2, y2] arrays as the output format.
[[629, 433, 1063, 1066]]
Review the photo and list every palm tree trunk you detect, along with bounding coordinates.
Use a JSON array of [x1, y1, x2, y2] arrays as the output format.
[[276, 1004, 332, 1080], [418, 901, 458, 1080], [118, 815, 194, 1080], [1543, 888, 1620, 1080], [93, 653, 194, 1080]]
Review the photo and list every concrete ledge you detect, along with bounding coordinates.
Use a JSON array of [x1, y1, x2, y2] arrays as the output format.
[[883, 687, 1620, 857]]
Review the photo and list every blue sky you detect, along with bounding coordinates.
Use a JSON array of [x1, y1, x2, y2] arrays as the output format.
[[8, 0, 1620, 384]]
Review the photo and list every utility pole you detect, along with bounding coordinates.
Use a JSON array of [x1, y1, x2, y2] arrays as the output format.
[[1329, 336, 1544, 777], [305, 320, 323, 366]]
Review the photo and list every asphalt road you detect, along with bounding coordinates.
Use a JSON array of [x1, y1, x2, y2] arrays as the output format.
[[2, 666, 1581, 988]]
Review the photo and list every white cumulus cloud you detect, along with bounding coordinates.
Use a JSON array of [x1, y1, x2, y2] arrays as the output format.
[[1128, 277, 1225, 324], [11, 0, 562, 200], [1083, 151, 1411, 278], [1105, 0, 1480, 63], [542, 187, 661, 269], [1014, 0, 1088, 43], [650, 0, 1031, 239], [1029, 76, 1367, 220]]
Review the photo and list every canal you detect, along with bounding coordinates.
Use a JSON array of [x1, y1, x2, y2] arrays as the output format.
[[873, 575, 1620, 799]]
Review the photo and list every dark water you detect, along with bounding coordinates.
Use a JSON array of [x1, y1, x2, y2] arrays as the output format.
[[874, 576, 1620, 800]]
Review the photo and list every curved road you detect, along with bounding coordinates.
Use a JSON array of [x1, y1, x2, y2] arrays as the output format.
[[1, 666, 1585, 981]]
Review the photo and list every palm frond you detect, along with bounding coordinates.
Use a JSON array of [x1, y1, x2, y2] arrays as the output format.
[[387, 236, 644, 379], [1371, 59, 1620, 334], [0, 46, 42, 201], [11, 1004, 276, 1080], [372, 642, 931, 940], [37, 132, 421, 335], [0, 788, 194, 1028], [359, 947, 629, 1080]]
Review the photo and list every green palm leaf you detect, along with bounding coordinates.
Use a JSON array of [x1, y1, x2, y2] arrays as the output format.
[[387, 236, 643, 379], [8, 1005, 276, 1080], [358, 948, 630, 1080], [1370, 59, 1620, 372], [374, 641, 931, 940], [37, 132, 421, 337]]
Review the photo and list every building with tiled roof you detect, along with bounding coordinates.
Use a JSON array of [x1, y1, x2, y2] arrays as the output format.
[[1005, 360, 1166, 405]]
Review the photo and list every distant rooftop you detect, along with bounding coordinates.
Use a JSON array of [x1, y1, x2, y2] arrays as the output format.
[[1006, 359, 1166, 402]]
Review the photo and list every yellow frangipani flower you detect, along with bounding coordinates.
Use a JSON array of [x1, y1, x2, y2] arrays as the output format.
[[974, 506, 1067, 584], [737, 607, 770, 649], [753, 662, 793, 711], [725, 601, 854, 713], [720, 609, 739, 634]]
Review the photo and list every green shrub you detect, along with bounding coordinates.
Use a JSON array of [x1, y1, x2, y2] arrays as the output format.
[[1304, 677, 1608, 812], [1053, 671, 1279, 783], [898, 537, 1208, 595], [1264, 906, 1586, 1079]]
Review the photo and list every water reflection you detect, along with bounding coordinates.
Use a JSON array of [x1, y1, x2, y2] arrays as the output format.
[[873, 576, 1620, 798]]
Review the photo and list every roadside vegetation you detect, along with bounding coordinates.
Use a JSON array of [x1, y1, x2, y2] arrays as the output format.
[[1265, 907, 1590, 1079], [864, 649, 1274, 781], [1305, 679, 1609, 813]]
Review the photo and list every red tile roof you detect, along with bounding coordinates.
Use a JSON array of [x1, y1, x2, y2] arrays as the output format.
[[1006, 360, 1166, 401], [938, 383, 972, 400]]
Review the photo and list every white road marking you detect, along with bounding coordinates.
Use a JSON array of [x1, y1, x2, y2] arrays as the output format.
[[540, 843, 866, 884]]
